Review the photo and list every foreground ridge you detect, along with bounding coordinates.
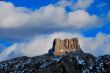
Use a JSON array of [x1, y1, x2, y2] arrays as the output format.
[[0, 54, 110, 73]]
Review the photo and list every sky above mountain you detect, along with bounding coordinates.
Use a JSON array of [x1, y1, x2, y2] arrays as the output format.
[[0, 0, 110, 61]]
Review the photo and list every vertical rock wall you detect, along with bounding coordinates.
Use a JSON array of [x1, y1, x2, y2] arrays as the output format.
[[52, 38, 82, 55]]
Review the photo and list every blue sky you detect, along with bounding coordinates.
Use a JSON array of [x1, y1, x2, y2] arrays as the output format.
[[5, 0, 58, 9], [0, 0, 110, 61], [5, 0, 110, 14]]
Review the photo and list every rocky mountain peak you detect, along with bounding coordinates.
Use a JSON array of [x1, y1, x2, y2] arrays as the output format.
[[0, 38, 110, 73], [51, 38, 83, 55]]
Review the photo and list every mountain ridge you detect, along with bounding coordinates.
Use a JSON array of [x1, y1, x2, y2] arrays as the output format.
[[0, 38, 110, 73]]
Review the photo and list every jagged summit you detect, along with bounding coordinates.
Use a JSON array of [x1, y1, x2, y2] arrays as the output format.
[[50, 38, 83, 55]]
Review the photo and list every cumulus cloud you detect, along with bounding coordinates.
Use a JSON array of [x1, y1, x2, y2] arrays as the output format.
[[0, 1, 100, 29], [0, 1, 101, 42], [67, 10, 100, 28], [0, 32, 110, 61], [0, 1, 31, 28], [80, 33, 110, 56]]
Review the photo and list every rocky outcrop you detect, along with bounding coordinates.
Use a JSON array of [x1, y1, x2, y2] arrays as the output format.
[[51, 38, 83, 55]]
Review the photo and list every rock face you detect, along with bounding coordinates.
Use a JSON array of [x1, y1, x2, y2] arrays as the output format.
[[51, 38, 82, 55]]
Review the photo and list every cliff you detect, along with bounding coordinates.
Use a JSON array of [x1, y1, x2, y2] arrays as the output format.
[[51, 38, 83, 55]]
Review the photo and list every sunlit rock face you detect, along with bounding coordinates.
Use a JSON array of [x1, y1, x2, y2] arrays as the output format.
[[51, 38, 83, 55]]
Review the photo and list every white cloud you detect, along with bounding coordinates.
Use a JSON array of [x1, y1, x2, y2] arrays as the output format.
[[57, 0, 94, 9], [80, 33, 110, 56], [0, 1, 101, 42], [67, 10, 100, 28], [0, 44, 17, 61], [74, 0, 94, 9], [0, 1, 31, 28], [0, 1, 100, 29], [0, 32, 110, 61]]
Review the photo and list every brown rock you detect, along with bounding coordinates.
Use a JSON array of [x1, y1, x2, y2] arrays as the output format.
[[51, 38, 82, 55]]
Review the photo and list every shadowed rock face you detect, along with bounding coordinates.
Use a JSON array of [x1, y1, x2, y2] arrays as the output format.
[[52, 38, 83, 55]]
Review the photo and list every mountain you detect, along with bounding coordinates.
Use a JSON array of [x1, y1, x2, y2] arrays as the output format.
[[0, 38, 110, 73]]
